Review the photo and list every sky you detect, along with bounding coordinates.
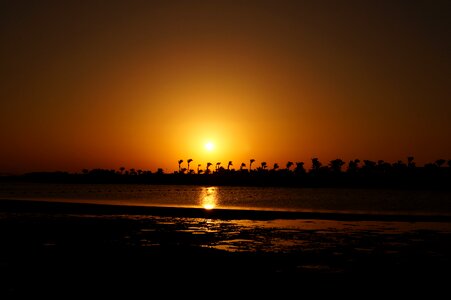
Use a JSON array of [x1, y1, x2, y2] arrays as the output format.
[[1, 0, 450, 174]]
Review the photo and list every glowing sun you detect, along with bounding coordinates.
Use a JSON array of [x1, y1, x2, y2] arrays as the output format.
[[205, 142, 215, 151]]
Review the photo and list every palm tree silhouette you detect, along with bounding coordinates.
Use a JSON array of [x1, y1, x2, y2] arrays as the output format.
[[311, 158, 322, 172], [216, 162, 221, 172], [378, 160, 391, 173], [250, 159, 255, 171], [363, 160, 376, 172], [227, 161, 233, 170], [273, 163, 279, 171], [197, 164, 202, 174], [240, 163, 246, 171], [407, 156, 415, 168], [286, 161, 294, 171], [347, 159, 360, 172], [206, 162, 212, 174], [329, 159, 345, 173], [436, 159, 446, 167], [187, 159, 193, 173], [261, 162, 267, 169], [178, 160, 184, 173], [294, 162, 305, 174]]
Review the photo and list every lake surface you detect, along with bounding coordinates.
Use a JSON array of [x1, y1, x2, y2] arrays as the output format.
[[1, 182, 451, 277], [1, 183, 450, 216]]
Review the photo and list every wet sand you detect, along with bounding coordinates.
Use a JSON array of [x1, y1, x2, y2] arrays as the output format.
[[1, 199, 451, 295]]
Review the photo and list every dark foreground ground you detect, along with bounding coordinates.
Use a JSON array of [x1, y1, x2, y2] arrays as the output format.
[[1, 200, 451, 296]]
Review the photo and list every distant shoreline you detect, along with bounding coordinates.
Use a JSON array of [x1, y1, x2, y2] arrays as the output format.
[[1, 198, 450, 222], [2, 168, 451, 190]]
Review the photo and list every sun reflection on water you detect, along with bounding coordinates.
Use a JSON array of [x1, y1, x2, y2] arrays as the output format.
[[200, 187, 219, 210]]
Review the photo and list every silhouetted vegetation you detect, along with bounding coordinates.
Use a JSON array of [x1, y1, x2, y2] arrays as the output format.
[[1, 156, 450, 189]]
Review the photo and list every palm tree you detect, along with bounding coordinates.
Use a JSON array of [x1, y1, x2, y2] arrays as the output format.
[[206, 162, 212, 173], [216, 162, 221, 172], [347, 159, 360, 172], [178, 160, 184, 173], [197, 164, 202, 174], [363, 160, 377, 173], [187, 159, 193, 173], [329, 159, 345, 173], [294, 162, 305, 174], [227, 161, 233, 170], [250, 159, 255, 171], [286, 161, 294, 171], [378, 160, 391, 173], [311, 158, 322, 172], [407, 156, 415, 168], [261, 162, 267, 169], [273, 163, 279, 171], [436, 159, 446, 167], [240, 163, 246, 171]]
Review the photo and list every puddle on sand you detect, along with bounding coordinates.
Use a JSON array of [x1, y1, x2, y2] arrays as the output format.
[[123, 215, 451, 254], [211, 239, 262, 252]]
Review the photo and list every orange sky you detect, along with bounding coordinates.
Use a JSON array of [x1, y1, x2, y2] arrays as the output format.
[[1, 0, 450, 174]]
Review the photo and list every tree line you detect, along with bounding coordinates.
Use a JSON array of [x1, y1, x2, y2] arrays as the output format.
[[10, 156, 451, 189], [174, 157, 451, 175]]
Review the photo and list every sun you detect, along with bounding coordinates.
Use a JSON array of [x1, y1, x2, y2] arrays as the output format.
[[205, 142, 215, 151]]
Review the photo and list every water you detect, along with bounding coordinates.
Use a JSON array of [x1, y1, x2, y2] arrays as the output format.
[[1, 183, 451, 265], [1, 182, 450, 215]]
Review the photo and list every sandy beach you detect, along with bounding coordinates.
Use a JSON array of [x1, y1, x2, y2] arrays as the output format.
[[1, 199, 451, 295]]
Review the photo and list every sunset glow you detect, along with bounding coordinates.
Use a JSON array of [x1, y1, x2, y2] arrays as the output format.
[[200, 187, 218, 210], [205, 142, 215, 152], [0, 1, 449, 174]]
